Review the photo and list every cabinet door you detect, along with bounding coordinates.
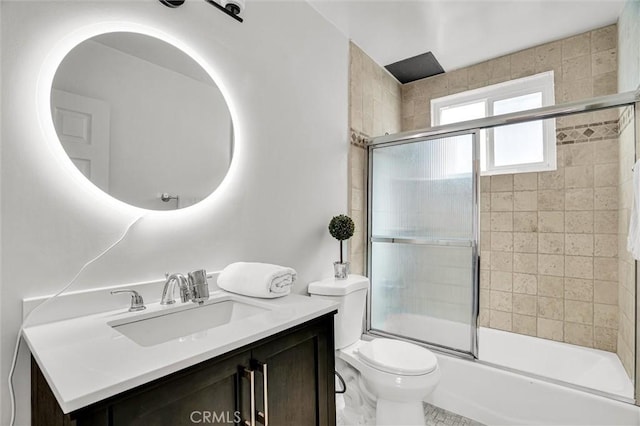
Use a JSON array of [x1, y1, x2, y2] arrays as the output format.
[[109, 351, 251, 426], [251, 317, 336, 426]]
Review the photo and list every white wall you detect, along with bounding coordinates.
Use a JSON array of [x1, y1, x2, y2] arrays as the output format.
[[618, 0, 640, 92], [0, 1, 348, 424], [53, 39, 233, 210]]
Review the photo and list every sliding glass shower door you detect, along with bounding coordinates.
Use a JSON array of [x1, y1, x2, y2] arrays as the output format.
[[367, 131, 479, 356]]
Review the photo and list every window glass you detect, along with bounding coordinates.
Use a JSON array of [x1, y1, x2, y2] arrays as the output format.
[[439, 101, 487, 172], [493, 93, 544, 166], [440, 101, 486, 125], [494, 121, 544, 166], [431, 72, 556, 175]]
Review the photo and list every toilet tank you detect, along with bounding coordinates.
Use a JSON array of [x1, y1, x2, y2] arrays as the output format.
[[308, 275, 369, 349]]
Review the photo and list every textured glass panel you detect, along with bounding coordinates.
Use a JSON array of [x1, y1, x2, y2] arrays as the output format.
[[370, 242, 474, 351], [370, 132, 476, 353], [371, 134, 474, 240]]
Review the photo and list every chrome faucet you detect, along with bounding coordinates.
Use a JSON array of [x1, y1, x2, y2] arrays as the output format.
[[188, 269, 210, 304], [161, 269, 210, 305], [160, 273, 190, 305]]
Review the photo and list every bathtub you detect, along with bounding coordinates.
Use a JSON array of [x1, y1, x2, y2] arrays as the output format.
[[478, 326, 634, 400], [428, 350, 640, 425], [373, 314, 640, 424]]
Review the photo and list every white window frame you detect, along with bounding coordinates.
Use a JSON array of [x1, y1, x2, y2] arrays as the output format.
[[431, 71, 556, 176]]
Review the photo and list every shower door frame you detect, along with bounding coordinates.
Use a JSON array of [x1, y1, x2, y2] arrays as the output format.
[[365, 89, 640, 404], [366, 129, 481, 358]]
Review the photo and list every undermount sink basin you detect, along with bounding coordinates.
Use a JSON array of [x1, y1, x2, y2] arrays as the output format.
[[109, 299, 269, 347]]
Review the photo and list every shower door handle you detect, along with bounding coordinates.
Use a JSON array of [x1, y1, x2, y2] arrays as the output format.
[[370, 236, 473, 247]]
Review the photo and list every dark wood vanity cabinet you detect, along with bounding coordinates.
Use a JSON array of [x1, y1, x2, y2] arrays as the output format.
[[32, 313, 336, 426]]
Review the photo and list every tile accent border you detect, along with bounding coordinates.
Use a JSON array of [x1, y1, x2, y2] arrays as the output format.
[[350, 128, 370, 148], [619, 105, 635, 134], [556, 121, 619, 145]]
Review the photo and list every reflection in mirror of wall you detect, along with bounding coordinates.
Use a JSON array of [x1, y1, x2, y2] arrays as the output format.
[[50, 32, 233, 210]]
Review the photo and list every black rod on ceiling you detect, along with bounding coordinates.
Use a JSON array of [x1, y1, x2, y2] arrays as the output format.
[[159, 0, 244, 23]]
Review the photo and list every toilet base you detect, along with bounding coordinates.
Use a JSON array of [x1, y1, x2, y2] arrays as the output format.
[[376, 399, 426, 426]]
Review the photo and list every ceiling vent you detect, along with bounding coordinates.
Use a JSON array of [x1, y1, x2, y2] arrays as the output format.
[[385, 52, 444, 84]]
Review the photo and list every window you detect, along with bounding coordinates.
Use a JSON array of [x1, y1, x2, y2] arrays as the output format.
[[431, 71, 556, 175]]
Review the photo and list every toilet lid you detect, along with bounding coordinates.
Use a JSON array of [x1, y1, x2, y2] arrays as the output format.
[[358, 339, 437, 376]]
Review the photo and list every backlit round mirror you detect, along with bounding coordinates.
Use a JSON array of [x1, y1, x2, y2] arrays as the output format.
[[51, 32, 233, 210]]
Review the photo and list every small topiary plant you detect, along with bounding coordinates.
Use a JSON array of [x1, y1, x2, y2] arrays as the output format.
[[328, 214, 355, 264]]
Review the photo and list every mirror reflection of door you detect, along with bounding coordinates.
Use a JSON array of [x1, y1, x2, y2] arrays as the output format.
[[51, 89, 110, 192], [49, 32, 234, 211]]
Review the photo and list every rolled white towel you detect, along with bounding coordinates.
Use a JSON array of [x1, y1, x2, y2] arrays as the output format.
[[217, 262, 297, 298]]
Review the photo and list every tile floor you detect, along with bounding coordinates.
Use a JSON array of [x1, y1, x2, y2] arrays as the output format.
[[424, 403, 485, 426]]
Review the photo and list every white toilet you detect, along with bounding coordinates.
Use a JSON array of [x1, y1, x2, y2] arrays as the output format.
[[308, 275, 440, 426]]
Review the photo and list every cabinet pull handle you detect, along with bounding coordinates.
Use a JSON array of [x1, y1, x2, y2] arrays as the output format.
[[256, 362, 268, 426], [242, 367, 256, 426]]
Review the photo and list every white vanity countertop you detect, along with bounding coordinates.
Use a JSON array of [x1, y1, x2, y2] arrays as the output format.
[[23, 291, 338, 413]]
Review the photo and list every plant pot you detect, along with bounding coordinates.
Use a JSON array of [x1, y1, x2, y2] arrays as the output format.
[[333, 261, 350, 280]]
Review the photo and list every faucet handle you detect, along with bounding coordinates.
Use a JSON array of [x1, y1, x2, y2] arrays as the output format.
[[111, 289, 146, 312]]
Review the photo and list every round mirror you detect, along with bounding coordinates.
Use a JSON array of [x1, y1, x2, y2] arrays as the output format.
[[50, 32, 233, 210]]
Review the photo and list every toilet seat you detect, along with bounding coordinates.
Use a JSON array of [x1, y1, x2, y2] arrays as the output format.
[[357, 338, 437, 376]]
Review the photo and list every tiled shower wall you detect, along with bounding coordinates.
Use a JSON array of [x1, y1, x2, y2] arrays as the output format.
[[398, 25, 623, 351], [618, 107, 635, 379], [348, 42, 401, 274], [347, 25, 634, 358], [401, 26, 618, 130], [478, 121, 620, 350]]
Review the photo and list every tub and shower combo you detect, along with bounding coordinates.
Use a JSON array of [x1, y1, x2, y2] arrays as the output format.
[[364, 90, 640, 424]]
